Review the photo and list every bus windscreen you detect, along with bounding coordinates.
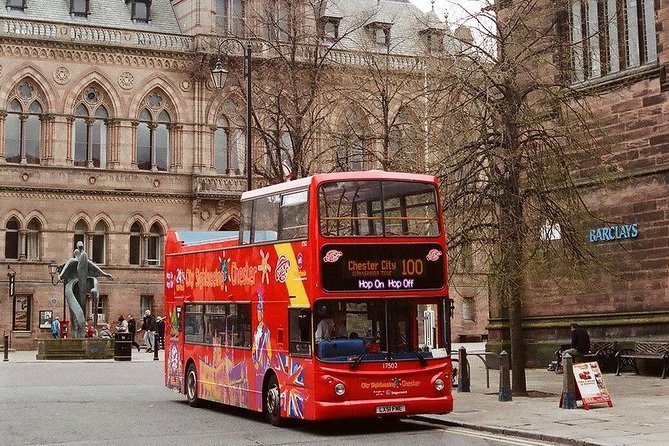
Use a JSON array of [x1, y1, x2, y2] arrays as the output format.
[[318, 180, 440, 237]]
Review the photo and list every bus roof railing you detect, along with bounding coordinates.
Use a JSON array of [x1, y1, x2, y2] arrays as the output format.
[[172, 230, 238, 246]]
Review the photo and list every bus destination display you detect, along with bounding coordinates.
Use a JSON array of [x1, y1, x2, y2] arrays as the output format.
[[320, 244, 445, 292]]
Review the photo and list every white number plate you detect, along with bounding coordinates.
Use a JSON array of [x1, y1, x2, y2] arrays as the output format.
[[376, 404, 406, 414]]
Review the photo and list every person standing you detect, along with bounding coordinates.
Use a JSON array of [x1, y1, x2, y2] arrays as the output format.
[[116, 315, 128, 332], [127, 314, 140, 352], [85, 319, 96, 338], [51, 317, 61, 339], [156, 316, 165, 351], [140, 309, 156, 353]]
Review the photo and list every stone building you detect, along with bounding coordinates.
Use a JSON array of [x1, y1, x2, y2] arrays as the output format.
[[482, 0, 669, 365], [0, 0, 485, 349]]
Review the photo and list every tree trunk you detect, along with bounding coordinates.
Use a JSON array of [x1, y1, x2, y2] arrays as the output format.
[[500, 155, 527, 395]]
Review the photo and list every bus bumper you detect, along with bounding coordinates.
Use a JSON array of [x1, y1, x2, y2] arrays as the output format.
[[313, 395, 453, 420]]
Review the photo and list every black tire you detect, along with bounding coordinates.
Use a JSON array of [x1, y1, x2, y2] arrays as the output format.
[[186, 364, 201, 407], [264, 374, 282, 426]]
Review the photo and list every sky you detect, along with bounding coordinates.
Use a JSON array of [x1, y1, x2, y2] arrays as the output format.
[[409, 0, 486, 24]]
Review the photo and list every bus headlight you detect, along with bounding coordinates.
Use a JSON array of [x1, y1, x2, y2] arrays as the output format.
[[334, 383, 346, 396], [434, 378, 445, 391]]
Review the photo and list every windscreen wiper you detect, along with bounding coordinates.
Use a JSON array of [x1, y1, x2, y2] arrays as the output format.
[[350, 344, 373, 369], [409, 347, 427, 366]]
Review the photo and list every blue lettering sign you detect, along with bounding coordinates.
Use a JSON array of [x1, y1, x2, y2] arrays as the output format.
[[588, 224, 639, 243]]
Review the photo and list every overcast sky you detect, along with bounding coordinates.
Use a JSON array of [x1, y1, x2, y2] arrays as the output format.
[[409, 0, 485, 24]]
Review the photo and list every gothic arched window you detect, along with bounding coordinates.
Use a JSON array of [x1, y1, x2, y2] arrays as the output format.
[[25, 218, 41, 261], [73, 88, 109, 168], [92, 220, 108, 264], [5, 81, 43, 165], [129, 221, 142, 265], [214, 114, 246, 175], [136, 92, 171, 172], [4, 217, 20, 260], [335, 109, 367, 172]]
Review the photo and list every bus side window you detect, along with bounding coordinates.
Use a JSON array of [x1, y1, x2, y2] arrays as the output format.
[[289, 308, 312, 356]]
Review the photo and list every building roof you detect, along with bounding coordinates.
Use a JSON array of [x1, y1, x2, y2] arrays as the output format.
[[0, 0, 181, 35], [321, 0, 453, 56]]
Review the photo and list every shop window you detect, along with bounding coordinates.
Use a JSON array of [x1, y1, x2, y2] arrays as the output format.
[[13, 294, 31, 331]]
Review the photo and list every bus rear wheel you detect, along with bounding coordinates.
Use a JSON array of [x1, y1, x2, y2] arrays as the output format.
[[186, 364, 201, 407], [265, 374, 282, 426]]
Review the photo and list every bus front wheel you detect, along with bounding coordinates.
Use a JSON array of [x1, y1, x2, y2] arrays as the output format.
[[186, 364, 201, 407], [265, 374, 282, 426]]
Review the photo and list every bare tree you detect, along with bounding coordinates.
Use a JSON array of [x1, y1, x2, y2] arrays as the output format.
[[435, 0, 612, 394], [328, 5, 456, 173], [243, 1, 372, 184]]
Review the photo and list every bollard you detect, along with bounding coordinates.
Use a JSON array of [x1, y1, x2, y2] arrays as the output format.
[[3, 332, 8, 362], [457, 346, 470, 392], [153, 332, 159, 361], [498, 350, 512, 401], [560, 353, 577, 409]]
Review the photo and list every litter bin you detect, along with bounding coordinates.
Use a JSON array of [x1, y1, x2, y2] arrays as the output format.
[[114, 331, 132, 361]]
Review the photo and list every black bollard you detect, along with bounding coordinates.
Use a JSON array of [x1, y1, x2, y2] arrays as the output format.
[[457, 346, 470, 392], [498, 350, 512, 401], [153, 332, 159, 361], [560, 353, 577, 409], [3, 332, 8, 362]]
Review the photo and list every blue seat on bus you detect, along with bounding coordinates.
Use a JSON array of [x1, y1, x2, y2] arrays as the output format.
[[318, 339, 365, 359]]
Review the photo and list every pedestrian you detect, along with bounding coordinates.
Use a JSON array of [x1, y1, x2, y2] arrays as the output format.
[[51, 317, 60, 339], [116, 315, 128, 332], [98, 323, 113, 339], [127, 314, 140, 352], [140, 309, 156, 352], [85, 319, 97, 338], [557, 323, 591, 373], [156, 316, 165, 350]]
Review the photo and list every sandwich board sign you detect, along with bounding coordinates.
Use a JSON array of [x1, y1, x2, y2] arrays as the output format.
[[572, 362, 613, 409]]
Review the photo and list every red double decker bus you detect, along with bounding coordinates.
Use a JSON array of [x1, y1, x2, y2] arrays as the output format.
[[164, 171, 453, 425]]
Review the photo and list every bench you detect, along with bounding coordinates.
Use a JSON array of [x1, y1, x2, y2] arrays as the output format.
[[615, 341, 669, 379], [555, 341, 618, 372]]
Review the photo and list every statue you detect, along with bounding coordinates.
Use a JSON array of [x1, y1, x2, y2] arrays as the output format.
[[58, 241, 113, 338]]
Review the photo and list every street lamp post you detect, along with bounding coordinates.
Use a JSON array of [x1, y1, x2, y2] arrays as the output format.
[[48, 261, 66, 337], [210, 38, 253, 191]]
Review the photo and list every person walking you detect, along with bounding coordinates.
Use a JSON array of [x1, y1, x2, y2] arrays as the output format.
[[127, 314, 140, 352], [51, 317, 61, 339], [140, 310, 156, 353]]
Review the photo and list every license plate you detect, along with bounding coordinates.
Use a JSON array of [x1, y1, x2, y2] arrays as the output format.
[[376, 404, 406, 414]]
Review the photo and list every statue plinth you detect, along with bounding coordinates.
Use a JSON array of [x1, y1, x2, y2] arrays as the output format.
[[36, 338, 114, 360]]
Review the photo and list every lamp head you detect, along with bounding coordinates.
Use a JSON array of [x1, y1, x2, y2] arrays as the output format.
[[211, 58, 229, 89]]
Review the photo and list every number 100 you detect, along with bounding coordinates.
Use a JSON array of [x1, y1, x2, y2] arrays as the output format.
[[401, 259, 424, 276]]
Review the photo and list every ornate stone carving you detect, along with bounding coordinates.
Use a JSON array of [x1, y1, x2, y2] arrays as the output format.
[[53, 66, 70, 85], [118, 71, 134, 90]]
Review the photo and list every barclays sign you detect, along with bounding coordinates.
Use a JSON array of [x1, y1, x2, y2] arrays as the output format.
[[588, 224, 639, 243]]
